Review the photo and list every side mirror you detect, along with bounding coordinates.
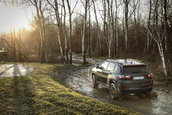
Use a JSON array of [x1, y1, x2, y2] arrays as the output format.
[[96, 65, 104, 70], [96, 64, 100, 69]]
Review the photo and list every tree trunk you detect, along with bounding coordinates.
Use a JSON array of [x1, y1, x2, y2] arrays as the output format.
[[82, 0, 88, 64], [157, 42, 168, 78], [35, 1, 45, 62], [147, 0, 152, 52], [88, 4, 92, 58], [163, 0, 168, 51], [123, 0, 130, 52], [103, 0, 107, 56], [66, 0, 73, 64], [62, 0, 69, 63], [11, 31, 16, 61], [114, 0, 119, 55], [54, 0, 65, 63], [39, 2, 48, 62], [107, 0, 112, 58], [92, 0, 101, 56], [18, 29, 23, 61]]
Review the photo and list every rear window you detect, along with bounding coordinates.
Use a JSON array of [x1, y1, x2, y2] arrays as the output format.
[[123, 65, 147, 73]]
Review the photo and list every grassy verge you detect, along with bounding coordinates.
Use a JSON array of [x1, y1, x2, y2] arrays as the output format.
[[0, 63, 139, 115]]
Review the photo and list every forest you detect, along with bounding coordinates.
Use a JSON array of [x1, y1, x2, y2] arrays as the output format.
[[0, 0, 172, 79]]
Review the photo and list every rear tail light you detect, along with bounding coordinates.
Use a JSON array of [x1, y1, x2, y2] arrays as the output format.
[[123, 87, 129, 90], [119, 75, 132, 80], [147, 73, 153, 78]]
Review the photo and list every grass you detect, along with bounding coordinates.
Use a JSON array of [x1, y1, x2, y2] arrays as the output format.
[[0, 63, 140, 115]]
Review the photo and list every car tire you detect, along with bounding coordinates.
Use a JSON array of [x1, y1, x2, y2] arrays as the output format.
[[109, 82, 119, 99], [92, 74, 98, 88]]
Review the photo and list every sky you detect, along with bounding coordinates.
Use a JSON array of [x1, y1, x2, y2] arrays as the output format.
[[0, 0, 149, 34], [0, 3, 32, 33]]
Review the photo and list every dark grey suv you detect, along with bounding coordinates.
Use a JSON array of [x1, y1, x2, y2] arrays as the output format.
[[91, 59, 153, 98]]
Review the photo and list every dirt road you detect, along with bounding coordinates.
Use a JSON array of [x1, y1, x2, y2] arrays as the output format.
[[63, 55, 172, 115]]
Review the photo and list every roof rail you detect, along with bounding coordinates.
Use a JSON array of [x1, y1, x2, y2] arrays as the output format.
[[106, 59, 145, 65]]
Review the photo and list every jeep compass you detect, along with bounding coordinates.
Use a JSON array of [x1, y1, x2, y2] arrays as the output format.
[[91, 59, 153, 98]]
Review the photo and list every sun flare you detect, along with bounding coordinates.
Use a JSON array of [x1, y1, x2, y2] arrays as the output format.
[[0, 4, 31, 33]]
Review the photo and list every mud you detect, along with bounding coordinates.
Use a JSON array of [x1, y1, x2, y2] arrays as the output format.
[[63, 56, 172, 115]]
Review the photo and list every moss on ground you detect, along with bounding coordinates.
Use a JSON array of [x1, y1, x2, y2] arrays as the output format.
[[0, 63, 140, 115]]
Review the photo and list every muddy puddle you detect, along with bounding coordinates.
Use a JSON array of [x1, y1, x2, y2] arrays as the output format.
[[57, 55, 172, 115], [63, 65, 172, 115]]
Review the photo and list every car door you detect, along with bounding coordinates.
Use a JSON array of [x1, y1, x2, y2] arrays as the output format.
[[106, 62, 116, 82], [96, 61, 109, 83], [113, 64, 121, 78], [100, 63, 112, 84]]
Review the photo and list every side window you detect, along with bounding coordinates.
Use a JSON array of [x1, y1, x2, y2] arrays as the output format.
[[114, 65, 121, 74], [100, 61, 109, 70], [107, 62, 116, 72]]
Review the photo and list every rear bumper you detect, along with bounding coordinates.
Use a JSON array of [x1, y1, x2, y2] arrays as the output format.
[[117, 79, 153, 94], [119, 87, 153, 94]]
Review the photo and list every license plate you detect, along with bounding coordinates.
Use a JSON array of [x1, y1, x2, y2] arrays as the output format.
[[133, 76, 144, 80]]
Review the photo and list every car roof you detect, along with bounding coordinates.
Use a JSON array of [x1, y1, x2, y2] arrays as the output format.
[[106, 59, 145, 66]]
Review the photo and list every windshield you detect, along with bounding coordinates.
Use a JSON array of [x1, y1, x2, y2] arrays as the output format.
[[123, 65, 147, 74]]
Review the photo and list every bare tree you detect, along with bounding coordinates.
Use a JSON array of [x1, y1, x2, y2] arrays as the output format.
[[114, 0, 121, 55], [147, 0, 168, 78], [62, 0, 69, 63], [66, 0, 73, 64], [147, 0, 152, 51], [88, 1, 92, 58], [123, 0, 130, 53], [17, 29, 23, 61], [54, 0, 65, 63], [107, 0, 113, 58], [132, 0, 140, 48], [81, 0, 89, 64], [10, 30, 16, 61], [23, 0, 47, 62], [46, 0, 66, 63], [92, 0, 101, 56]]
